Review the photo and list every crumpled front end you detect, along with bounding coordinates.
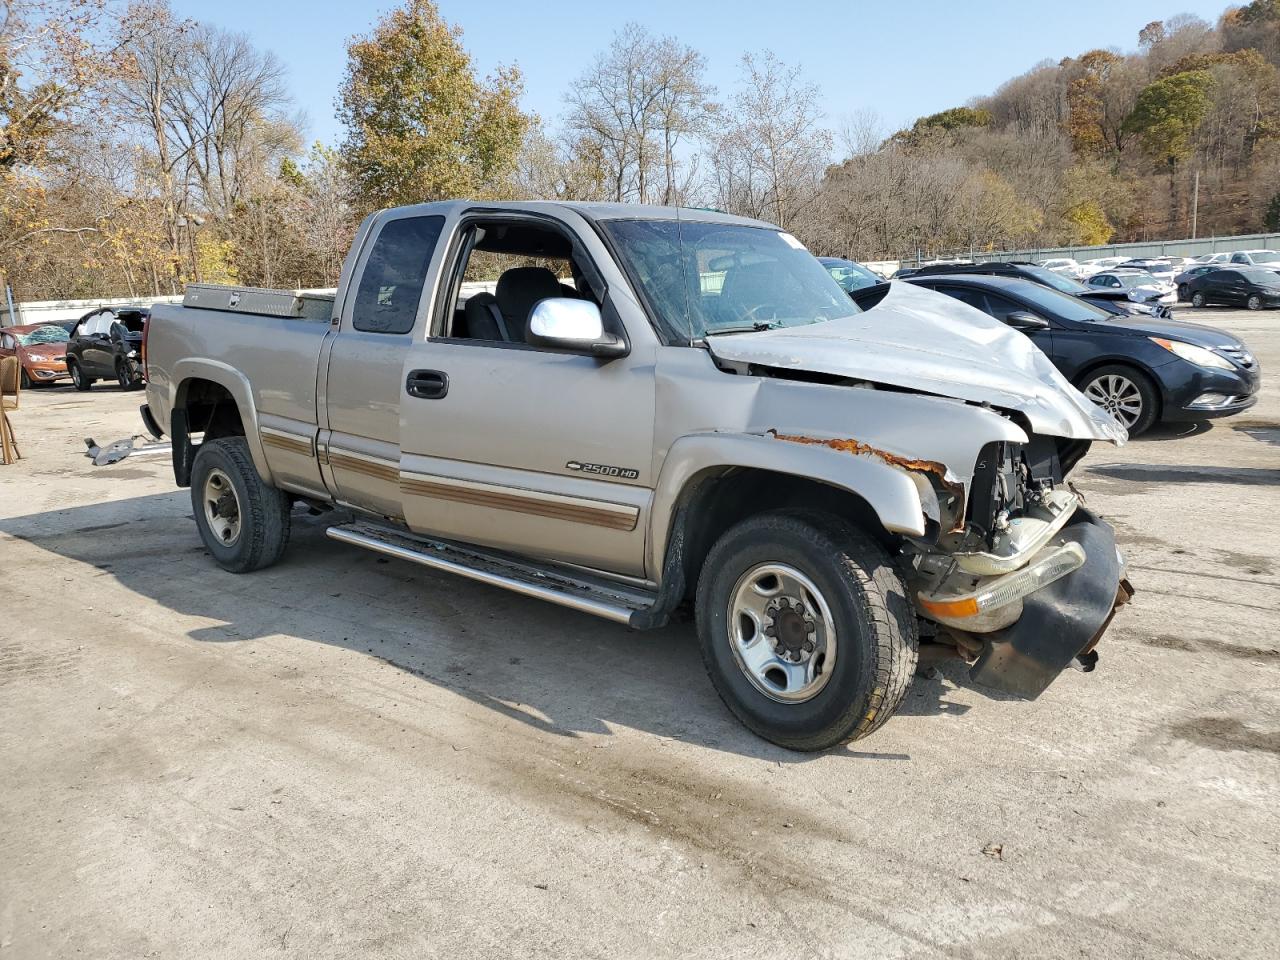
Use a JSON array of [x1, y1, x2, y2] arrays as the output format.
[[905, 435, 1134, 698]]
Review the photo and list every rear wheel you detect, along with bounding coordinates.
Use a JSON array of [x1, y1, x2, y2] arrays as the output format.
[[68, 360, 93, 391], [1247, 294, 1263, 311], [1081, 364, 1160, 436], [695, 510, 918, 751], [115, 359, 141, 390], [1177, 283, 1189, 301], [1191, 291, 1206, 308], [190, 436, 292, 573]]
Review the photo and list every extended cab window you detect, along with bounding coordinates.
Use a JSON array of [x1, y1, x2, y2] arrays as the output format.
[[353, 215, 445, 334]]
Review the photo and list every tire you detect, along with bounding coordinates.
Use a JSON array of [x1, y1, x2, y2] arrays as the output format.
[[20, 367, 31, 390], [1191, 291, 1206, 308], [115, 359, 142, 390], [68, 360, 92, 391], [695, 510, 918, 751], [1177, 284, 1188, 302], [190, 436, 292, 573], [1080, 364, 1160, 436], [1247, 294, 1263, 311]]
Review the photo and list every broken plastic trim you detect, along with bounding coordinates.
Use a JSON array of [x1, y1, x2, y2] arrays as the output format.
[[767, 429, 967, 530]]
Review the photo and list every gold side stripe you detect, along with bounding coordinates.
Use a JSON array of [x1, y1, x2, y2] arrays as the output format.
[[399, 476, 638, 531], [329, 451, 400, 484], [261, 432, 314, 457]]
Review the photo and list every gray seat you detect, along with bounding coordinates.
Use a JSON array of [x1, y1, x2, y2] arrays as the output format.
[[463, 266, 564, 343]]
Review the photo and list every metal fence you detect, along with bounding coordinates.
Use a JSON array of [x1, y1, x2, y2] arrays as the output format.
[[972, 231, 1280, 264]]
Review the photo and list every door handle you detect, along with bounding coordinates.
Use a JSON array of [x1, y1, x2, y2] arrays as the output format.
[[406, 369, 449, 399]]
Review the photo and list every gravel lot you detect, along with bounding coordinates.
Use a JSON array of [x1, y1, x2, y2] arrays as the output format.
[[1, 306, 1277, 959]]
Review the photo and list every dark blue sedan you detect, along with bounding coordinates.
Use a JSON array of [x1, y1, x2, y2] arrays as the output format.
[[908, 274, 1260, 436]]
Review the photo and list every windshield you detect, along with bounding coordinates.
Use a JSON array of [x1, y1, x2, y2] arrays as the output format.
[[821, 258, 881, 292], [1239, 268, 1280, 284], [15, 326, 70, 346], [1020, 265, 1089, 295], [1010, 282, 1111, 323], [604, 219, 857, 341]]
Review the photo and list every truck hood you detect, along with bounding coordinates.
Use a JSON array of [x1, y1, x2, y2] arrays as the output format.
[[706, 281, 1126, 444]]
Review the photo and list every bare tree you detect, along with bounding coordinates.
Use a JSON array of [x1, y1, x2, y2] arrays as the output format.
[[565, 22, 714, 204], [709, 51, 832, 233]]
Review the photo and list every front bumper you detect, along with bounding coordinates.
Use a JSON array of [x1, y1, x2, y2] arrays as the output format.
[[1162, 362, 1261, 422], [967, 508, 1131, 699], [24, 360, 69, 382]]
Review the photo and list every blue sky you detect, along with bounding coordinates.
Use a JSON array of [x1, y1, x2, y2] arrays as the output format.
[[171, 0, 1237, 151]]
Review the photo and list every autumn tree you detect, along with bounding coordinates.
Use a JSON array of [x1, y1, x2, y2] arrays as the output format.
[[337, 0, 529, 211]]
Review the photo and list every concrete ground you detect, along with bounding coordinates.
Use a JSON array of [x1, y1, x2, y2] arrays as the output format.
[[1, 307, 1277, 960]]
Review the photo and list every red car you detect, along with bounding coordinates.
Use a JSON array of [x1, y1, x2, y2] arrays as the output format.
[[0, 323, 72, 387]]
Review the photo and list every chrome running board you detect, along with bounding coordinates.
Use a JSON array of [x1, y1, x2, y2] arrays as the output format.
[[326, 521, 656, 626]]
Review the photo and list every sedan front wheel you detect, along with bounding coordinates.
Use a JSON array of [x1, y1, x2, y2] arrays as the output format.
[[1247, 294, 1264, 311], [1082, 365, 1159, 436]]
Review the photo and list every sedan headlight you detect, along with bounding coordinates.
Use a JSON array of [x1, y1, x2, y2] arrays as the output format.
[[1150, 337, 1235, 371]]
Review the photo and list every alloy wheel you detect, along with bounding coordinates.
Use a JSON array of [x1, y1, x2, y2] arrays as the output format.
[[1084, 373, 1144, 429]]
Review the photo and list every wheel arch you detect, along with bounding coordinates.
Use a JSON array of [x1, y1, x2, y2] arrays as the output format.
[[170, 361, 271, 486], [640, 433, 930, 623]]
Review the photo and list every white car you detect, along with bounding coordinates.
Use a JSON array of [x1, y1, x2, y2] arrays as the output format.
[[1224, 249, 1280, 270], [1078, 256, 1128, 276], [1086, 269, 1177, 305], [1193, 252, 1234, 265], [1039, 257, 1084, 278]]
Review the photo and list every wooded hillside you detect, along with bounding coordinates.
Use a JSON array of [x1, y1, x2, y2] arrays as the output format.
[[5, 0, 1280, 300]]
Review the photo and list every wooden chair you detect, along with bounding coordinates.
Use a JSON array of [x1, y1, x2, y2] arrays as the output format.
[[0, 355, 21, 464]]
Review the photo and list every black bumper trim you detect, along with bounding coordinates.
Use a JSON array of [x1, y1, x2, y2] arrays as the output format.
[[968, 508, 1123, 699]]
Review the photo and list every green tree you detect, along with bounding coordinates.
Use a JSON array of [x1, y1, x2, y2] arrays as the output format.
[[337, 0, 531, 210], [1125, 70, 1213, 230]]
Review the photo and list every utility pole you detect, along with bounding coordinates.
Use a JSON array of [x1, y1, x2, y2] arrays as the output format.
[[1191, 169, 1200, 239]]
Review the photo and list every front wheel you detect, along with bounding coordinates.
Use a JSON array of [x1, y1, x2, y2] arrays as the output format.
[[68, 360, 93, 391], [1081, 364, 1160, 436], [190, 436, 292, 573], [695, 510, 918, 751], [1247, 294, 1263, 311], [19, 367, 31, 390]]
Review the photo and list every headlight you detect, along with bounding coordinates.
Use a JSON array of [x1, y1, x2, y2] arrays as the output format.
[[1150, 337, 1235, 371]]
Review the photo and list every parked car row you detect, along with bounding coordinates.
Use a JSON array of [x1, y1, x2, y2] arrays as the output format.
[[822, 256, 1261, 437], [0, 306, 149, 391]]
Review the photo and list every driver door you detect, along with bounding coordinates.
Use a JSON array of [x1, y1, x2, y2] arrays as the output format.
[[396, 211, 657, 578]]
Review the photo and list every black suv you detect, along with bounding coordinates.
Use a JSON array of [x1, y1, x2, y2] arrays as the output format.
[[909, 261, 1171, 318], [66, 306, 149, 391]]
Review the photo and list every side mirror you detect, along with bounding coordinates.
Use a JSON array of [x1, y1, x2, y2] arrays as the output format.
[[527, 298, 628, 358], [1004, 310, 1049, 331]]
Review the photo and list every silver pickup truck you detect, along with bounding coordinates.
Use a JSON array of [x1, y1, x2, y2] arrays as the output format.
[[142, 201, 1132, 750]]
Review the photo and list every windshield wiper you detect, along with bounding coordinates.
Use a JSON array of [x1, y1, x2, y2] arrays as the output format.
[[704, 321, 779, 336]]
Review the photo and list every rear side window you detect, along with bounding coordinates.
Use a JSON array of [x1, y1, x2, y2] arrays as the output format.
[[353, 215, 445, 334]]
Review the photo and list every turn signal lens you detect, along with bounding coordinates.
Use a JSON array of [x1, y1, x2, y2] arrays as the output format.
[[917, 596, 980, 619]]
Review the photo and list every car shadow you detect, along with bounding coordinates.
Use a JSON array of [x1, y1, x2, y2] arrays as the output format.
[[1088, 462, 1280, 486], [0, 492, 1006, 763], [1134, 421, 1214, 442]]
